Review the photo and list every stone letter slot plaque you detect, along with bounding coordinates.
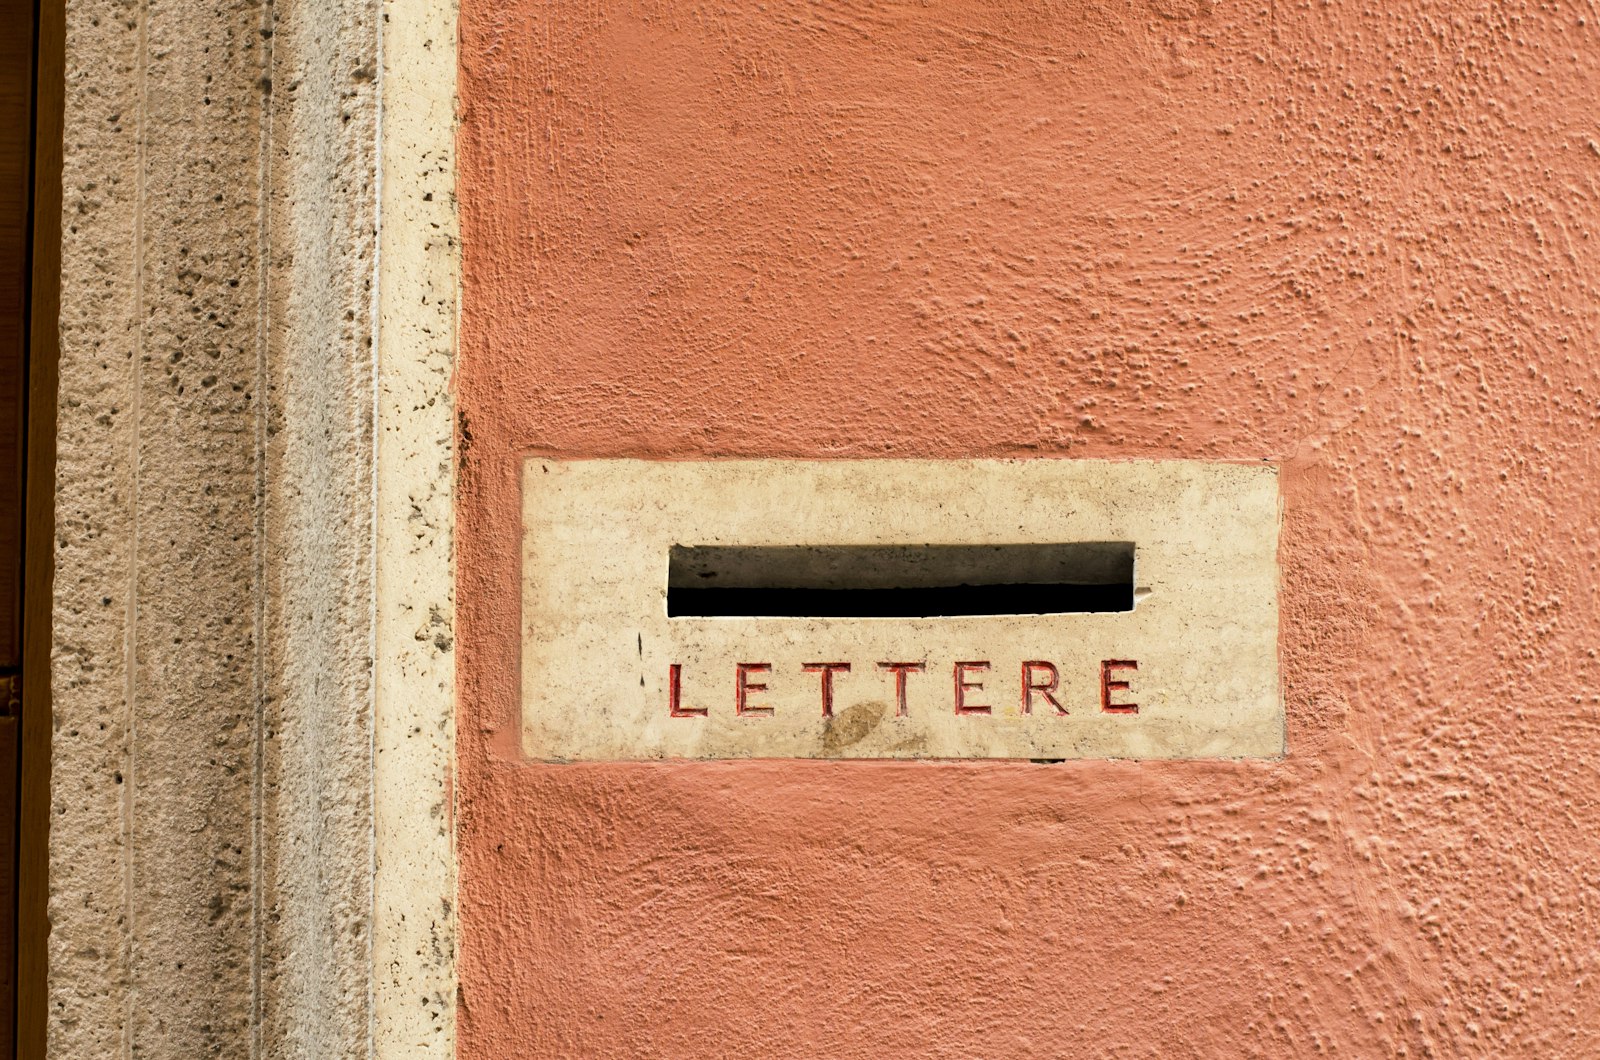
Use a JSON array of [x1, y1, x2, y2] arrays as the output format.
[[521, 459, 1282, 761]]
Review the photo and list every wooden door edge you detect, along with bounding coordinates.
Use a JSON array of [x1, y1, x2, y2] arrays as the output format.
[[19, 0, 63, 1052]]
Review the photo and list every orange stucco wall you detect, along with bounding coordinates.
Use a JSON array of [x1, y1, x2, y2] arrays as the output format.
[[455, 2, 1600, 1054]]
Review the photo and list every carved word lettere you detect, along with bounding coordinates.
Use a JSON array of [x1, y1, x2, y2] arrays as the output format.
[[667, 660, 1139, 717]]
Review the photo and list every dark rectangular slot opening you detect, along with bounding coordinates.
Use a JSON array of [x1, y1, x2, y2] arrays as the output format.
[[667, 543, 1135, 618]]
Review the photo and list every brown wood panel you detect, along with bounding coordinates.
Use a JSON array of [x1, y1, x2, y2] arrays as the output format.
[[20, 0, 60, 1053], [0, 716, 14, 1054], [0, 1, 38, 1055], [0, 0, 33, 679]]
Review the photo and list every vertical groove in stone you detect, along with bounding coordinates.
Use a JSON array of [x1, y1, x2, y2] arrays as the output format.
[[250, 1, 277, 1056], [53, 0, 159, 1053], [258, 0, 380, 1053], [126, 0, 267, 1049], [121, 2, 148, 1058]]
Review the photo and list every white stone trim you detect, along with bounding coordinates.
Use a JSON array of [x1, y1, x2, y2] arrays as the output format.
[[373, 0, 458, 1052]]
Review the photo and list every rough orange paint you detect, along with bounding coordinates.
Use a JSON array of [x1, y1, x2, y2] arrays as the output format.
[[456, 2, 1600, 1054]]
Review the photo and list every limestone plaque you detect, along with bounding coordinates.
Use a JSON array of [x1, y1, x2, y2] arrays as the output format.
[[521, 458, 1282, 761]]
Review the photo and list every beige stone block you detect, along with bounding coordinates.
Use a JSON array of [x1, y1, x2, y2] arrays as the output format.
[[522, 458, 1282, 761]]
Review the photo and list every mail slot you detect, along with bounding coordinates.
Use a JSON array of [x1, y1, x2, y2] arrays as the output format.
[[521, 458, 1282, 761], [665, 542, 1136, 617]]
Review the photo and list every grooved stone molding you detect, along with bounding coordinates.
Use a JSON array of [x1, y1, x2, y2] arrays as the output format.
[[50, 0, 456, 1054]]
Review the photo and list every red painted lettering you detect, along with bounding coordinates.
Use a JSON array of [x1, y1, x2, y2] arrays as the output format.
[[953, 661, 992, 715], [1100, 659, 1138, 714], [667, 663, 707, 717], [736, 662, 773, 716], [802, 662, 851, 717], [877, 662, 925, 717], [1021, 660, 1063, 715]]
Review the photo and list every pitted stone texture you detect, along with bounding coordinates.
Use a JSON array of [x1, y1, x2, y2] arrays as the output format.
[[371, 0, 459, 1050], [52, 0, 383, 1055], [53, 1, 267, 1052]]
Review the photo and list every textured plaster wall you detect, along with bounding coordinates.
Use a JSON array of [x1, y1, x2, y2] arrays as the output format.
[[457, 1, 1600, 1055]]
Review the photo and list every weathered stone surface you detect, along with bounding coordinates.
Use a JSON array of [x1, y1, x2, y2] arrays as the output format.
[[371, 0, 459, 1051], [50, 0, 415, 1054], [53, 0, 271, 1051], [522, 458, 1281, 761]]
